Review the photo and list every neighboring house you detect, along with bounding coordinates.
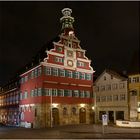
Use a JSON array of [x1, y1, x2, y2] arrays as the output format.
[[0, 77, 20, 126], [93, 69, 129, 123], [129, 74, 140, 121]]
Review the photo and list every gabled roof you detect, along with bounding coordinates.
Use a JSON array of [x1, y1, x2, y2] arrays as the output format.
[[2, 36, 60, 87], [94, 69, 128, 84]]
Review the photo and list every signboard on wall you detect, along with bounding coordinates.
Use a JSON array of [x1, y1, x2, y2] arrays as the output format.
[[102, 114, 108, 125]]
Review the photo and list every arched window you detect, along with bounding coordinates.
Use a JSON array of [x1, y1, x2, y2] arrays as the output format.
[[63, 107, 68, 116], [72, 107, 77, 115]]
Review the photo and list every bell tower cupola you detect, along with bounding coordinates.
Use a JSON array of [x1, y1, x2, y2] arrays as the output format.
[[60, 8, 74, 34]]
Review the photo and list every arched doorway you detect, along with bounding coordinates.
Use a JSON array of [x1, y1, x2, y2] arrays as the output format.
[[52, 108, 59, 126], [79, 108, 86, 123]]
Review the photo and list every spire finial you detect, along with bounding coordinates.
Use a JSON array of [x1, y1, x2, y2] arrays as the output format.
[[60, 8, 74, 32]]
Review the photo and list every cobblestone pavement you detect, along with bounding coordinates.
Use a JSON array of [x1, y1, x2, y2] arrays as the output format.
[[0, 124, 140, 139]]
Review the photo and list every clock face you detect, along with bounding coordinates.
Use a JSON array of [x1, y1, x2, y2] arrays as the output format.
[[67, 60, 73, 67]]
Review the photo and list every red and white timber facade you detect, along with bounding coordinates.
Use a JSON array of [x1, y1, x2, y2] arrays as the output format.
[[19, 8, 95, 128]]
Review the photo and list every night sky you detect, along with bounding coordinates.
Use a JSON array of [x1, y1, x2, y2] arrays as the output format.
[[0, 1, 139, 85]]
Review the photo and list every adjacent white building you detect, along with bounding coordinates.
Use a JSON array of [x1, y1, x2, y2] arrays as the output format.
[[93, 69, 129, 123]]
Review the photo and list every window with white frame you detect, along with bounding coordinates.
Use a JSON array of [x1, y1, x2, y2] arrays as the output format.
[[106, 84, 111, 91], [112, 83, 118, 90], [80, 91, 85, 98], [31, 70, 34, 79], [67, 71, 73, 78], [74, 72, 79, 79], [46, 67, 51, 75], [20, 92, 22, 100], [60, 69, 65, 77], [73, 90, 79, 97], [120, 94, 125, 101], [52, 89, 57, 96], [96, 96, 100, 102], [58, 89, 64, 97], [31, 90, 34, 97], [24, 75, 28, 82], [34, 89, 38, 97], [38, 67, 42, 76], [35, 69, 38, 78], [24, 91, 28, 99], [52, 68, 58, 76], [67, 90, 72, 97], [44, 88, 50, 96], [119, 83, 125, 89], [77, 61, 85, 67], [101, 85, 105, 91], [80, 73, 85, 80], [86, 73, 92, 80], [113, 95, 119, 101], [55, 57, 63, 63], [85, 91, 90, 98], [38, 88, 42, 96], [101, 96, 106, 102], [107, 95, 112, 101]]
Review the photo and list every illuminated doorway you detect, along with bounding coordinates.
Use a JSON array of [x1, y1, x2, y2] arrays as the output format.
[[79, 108, 86, 123]]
